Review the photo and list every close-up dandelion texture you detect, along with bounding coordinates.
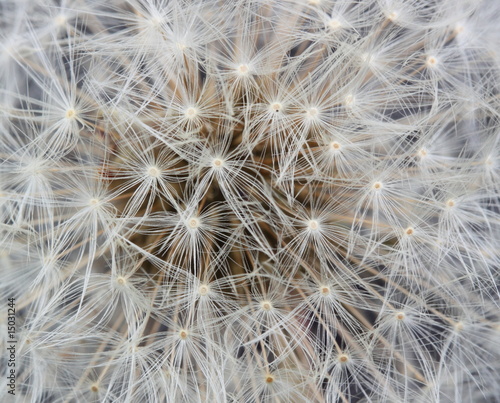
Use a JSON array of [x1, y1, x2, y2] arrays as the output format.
[[2, 0, 500, 402]]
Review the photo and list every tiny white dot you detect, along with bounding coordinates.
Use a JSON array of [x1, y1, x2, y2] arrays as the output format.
[[147, 166, 161, 178], [330, 141, 341, 151], [65, 109, 77, 119], [261, 300, 273, 311], [387, 11, 398, 21], [198, 284, 209, 296], [185, 107, 198, 119], [212, 158, 224, 168], [188, 217, 200, 229], [237, 64, 249, 75], [344, 95, 354, 106], [270, 102, 282, 113], [116, 276, 126, 286], [328, 19, 342, 30], [308, 220, 319, 231], [306, 107, 319, 118], [426, 56, 438, 68]]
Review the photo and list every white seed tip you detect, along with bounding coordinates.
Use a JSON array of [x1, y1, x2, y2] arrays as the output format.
[[147, 166, 161, 178], [446, 199, 455, 208], [270, 102, 282, 113], [237, 64, 249, 75], [387, 11, 398, 21], [55, 15, 67, 26], [308, 220, 319, 231], [405, 227, 414, 236], [198, 284, 209, 296], [320, 285, 330, 295], [179, 329, 189, 339], [185, 107, 198, 119], [344, 94, 354, 106], [260, 300, 273, 311], [426, 56, 438, 68], [338, 353, 349, 363], [330, 141, 341, 151], [328, 19, 342, 30], [116, 276, 126, 286], [65, 108, 76, 119], [395, 312, 406, 321], [89, 198, 100, 206], [372, 181, 383, 190], [306, 107, 319, 118], [212, 158, 224, 168], [188, 217, 200, 229]]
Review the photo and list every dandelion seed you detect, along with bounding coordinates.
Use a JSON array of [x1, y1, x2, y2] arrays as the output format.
[[185, 107, 198, 119], [187, 217, 200, 229], [426, 56, 438, 68], [237, 64, 249, 76], [308, 219, 319, 231], [212, 158, 224, 168], [147, 166, 161, 178], [260, 300, 273, 311], [270, 102, 282, 113]]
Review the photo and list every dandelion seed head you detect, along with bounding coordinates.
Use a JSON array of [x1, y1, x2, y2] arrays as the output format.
[[4, 1, 500, 401]]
